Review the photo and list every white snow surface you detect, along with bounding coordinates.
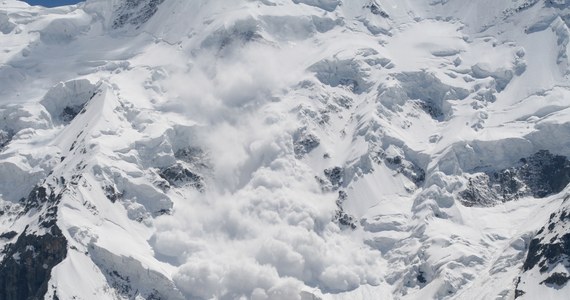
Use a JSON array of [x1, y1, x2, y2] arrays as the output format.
[[0, 0, 569, 299]]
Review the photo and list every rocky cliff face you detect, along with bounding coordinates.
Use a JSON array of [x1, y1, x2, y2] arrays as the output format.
[[0, 227, 67, 300], [516, 195, 570, 298], [460, 150, 570, 206], [0, 186, 67, 300]]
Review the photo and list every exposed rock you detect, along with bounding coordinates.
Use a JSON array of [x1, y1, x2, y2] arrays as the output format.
[[40, 79, 97, 125], [103, 184, 123, 203], [113, 0, 166, 29], [545, 0, 570, 9], [385, 156, 425, 187], [523, 216, 570, 273], [0, 226, 67, 300], [159, 163, 205, 192], [460, 173, 506, 207], [417, 271, 427, 284], [22, 185, 62, 215], [364, 1, 390, 18], [0, 231, 17, 240], [518, 150, 570, 198], [315, 167, 346, 192], [503, 0, 540, 18], [174, 147, 209, 170], [516, 196, 570, 295], [333, 191, 357, 230], [541, 272, 570, 286], [293, 129, 320, 158], [460, 150, 570, 206], [333, 95, 354, 109], [0, 129, 13, 150], [60, 105, 85, 123], [324, 166, 344, 190], [379, 146, 426, 187]]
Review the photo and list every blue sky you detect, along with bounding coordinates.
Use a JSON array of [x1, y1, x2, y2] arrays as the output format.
[[23, 0, 84, 7]]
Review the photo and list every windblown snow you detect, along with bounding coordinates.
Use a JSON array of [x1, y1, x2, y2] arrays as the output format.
[[0, 0, 569, 299]]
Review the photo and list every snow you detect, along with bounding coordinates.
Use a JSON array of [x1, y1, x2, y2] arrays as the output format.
[[0, 0, 570, 299]]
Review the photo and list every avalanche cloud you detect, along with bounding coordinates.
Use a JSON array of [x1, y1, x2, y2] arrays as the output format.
[[0, 0, 570, 300]]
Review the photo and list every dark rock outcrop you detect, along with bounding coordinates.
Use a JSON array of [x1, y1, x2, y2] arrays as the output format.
[[293, 129, 320, 159], [523, 209, 570, 273], [460, 150, 570, 206], [113, 0, 166, 29], [383, 154, 425, 187], [334, 190, 357, 230], [103, 184, 123, 203], [159, 163, 205, 192], [60, 105, 86, 124], [174, 147, 209, 169], [22, 185, 62, 215], [518, 150, 570, 198], [0, 182, 69, 300], [364, 1, 389, 18], [0, 226, 67, 300], [0, 231, 17, 240], [324, 166, 344, 190], [0, 129, 13, 150], [516, 196, 570, 295]]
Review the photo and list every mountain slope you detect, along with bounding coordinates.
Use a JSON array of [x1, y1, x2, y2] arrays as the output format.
[[0, 0, 569, 299]]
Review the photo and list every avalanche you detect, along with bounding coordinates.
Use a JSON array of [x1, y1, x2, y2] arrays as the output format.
[[0, 0, 569, 299]]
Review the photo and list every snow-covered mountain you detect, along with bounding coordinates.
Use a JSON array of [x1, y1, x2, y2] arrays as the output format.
[[0, 0, 569, 299]]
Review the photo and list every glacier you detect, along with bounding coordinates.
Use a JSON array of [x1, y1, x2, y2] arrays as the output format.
[[0, 0, 569, 299]]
